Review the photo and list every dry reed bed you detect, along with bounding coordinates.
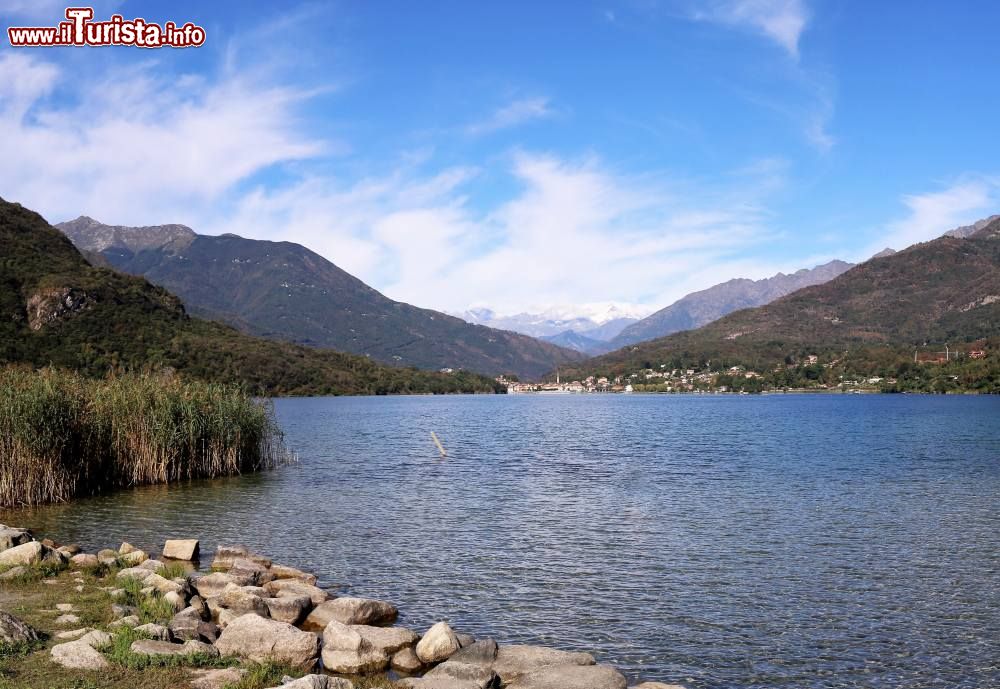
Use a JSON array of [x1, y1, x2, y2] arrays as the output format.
[[0, 367, 284, 507]]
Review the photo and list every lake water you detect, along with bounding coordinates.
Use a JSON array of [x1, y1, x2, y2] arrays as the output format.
[[4, 394, 999, 688]]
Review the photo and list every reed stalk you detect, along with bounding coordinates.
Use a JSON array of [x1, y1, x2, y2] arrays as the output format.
[[0, 366, 285, 507]]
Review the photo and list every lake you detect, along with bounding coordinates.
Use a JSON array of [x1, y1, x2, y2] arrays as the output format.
[[4, 394, 999, 688]]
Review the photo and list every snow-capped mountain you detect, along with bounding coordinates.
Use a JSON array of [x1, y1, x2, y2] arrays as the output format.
[[457, 303, 651, 341]]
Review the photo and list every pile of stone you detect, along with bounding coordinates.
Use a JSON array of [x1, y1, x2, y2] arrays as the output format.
[[0, 529, 685, 689]]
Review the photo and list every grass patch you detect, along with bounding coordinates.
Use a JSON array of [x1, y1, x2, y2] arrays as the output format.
[[0, 561, 68, 585], [156, 562, 189, 581], [100, 627, 234, 671], [115, 576, 175, 625], [222, 662, 302, 689], [0, 367, 285, 508]]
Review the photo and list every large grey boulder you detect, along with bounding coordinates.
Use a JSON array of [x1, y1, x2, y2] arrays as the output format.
[[302, 597, 397, 631], [161, 539, 199, 561], [192, 572, 241, 598], [506, 664, 627, 689], [229, 557, 274, 586], [492, 645, 596, 683], [416, 621, 461, 664], [190, 668, 248, 689], [450, 639, 499, 666], [169, 606, 205, 640], [320, 620, 389, 674], [266, 676, 355, 689], [219, 583, 270, 617], [355, 625, 420, 655], [131, 639, 219, 657], [69, 553, 99, 569], [269, 563, 318, 585], [215, 613, 320, 669], [264, 594, 311, 625], [423, 660, 501, 689], [392, 646, 424, 673], [0, 541, 44, 566], [50, 641, 109, 670], [134, 623, 172, 641], [212, 545, 271, 570], [0, 611, 40, 644], [264, 579, 329, 606], [399, 677, 491, 689], [0, 525, 33, 551]]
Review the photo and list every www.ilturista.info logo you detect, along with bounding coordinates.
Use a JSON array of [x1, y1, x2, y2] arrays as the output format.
[[7, 7, 206, 48]]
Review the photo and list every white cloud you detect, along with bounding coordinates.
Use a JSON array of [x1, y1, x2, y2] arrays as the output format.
[[864, 177, 1000, 257], [0, 53, 321, 225], [0, 53, 796, 318], [465, 97, 554, 136], [695, 0, 809, 58]]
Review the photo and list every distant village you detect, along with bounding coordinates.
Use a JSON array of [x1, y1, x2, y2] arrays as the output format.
[[493, 345, 991, 394]]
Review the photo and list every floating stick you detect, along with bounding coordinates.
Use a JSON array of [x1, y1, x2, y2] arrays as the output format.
[[430, 431, 447, 457]]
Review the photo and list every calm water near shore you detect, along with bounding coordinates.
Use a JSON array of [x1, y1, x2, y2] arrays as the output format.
[[4, 394, 999, 688]]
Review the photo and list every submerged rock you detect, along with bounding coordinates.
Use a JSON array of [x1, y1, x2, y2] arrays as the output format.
[[269, 563, 318, 585], [162, 538, 200, 561], [492, 645, 596, 684]]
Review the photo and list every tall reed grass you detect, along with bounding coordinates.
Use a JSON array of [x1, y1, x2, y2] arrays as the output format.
[[0, 367, 285, 507]]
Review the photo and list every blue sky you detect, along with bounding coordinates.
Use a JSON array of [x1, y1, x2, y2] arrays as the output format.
[[1, 1, 999, 317]]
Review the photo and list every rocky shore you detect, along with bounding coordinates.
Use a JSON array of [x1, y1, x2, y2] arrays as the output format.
[[0, 524, 683, 689]]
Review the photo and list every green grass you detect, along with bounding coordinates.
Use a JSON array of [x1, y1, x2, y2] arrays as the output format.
[[156, 562, 189, 581], [0, 367, 286, 507], [100, 627, 234, 671], [0, 561, 69, 585], [115, 576, 175, 625]]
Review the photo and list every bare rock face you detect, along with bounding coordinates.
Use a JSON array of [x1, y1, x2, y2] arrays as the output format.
[[302, 597, 398, 631], [26, 287, 92, 330], [215, 613, 320, 670], [415, 621, 461, 664], [0, 611, 40, 644], [162, 539, 200, 561]]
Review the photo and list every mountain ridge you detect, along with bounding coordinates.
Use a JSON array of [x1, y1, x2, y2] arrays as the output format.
[[0, 198, 502, 395], [58, 217, 584, 380]]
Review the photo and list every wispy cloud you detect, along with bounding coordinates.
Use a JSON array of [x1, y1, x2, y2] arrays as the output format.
[[694, 0, 809, 59], [863, 176, 1000, 257], [465, 97, 554, 136]]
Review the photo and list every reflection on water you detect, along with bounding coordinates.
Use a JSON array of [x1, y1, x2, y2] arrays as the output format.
[[4, 394, 1000, 688]]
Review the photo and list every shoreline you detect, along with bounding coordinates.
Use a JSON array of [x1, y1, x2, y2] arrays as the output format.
[[0, 527, 681, 689]]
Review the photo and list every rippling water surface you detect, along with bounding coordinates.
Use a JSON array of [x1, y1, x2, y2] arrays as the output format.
[[4, 394, 999, 688]]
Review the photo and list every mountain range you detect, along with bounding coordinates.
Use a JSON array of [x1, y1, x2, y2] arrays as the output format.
[[457, 304, 645, 342], [58, 217, 584, 380], [608, 260, 856, 349], [564, 217, 1000, 378], [0, 199, 502, 395]]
